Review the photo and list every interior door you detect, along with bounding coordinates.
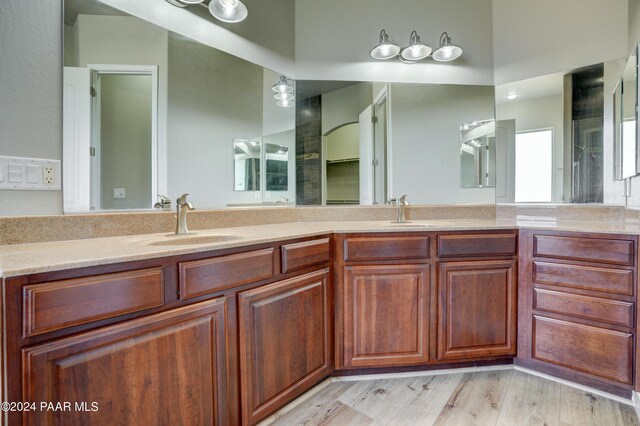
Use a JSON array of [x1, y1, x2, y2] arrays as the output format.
[[63, 67, 92, 212], [359, 105, 374, 205]]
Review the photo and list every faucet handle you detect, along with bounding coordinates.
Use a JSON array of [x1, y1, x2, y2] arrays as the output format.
[[399, 195, 408, 205], [177, 193, 190, 206]]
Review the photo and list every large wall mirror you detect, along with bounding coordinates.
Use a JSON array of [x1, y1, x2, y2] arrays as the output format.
[[60, 0, 635, 212], [62, 0, 497, 211]]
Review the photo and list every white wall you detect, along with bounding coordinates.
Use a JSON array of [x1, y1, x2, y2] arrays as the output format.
[[0, 2, 63, 216], [493, 0, 629, 85], [630, 0, 640, 52], [99, 0, 295, 78], [496, 95, 564, 203], [295, 0, 495, 85], [167, 35, 264, 208], [391, 84, 496, 204]]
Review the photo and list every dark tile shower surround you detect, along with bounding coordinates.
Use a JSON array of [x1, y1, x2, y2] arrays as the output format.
[[296, 95, 323, 205], [571, 64, 604, 204]]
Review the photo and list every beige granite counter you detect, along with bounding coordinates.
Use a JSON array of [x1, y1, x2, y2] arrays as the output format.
[[2, 218, 640, 278]]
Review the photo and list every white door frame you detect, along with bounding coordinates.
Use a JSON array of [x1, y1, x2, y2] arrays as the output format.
[[88, 64, 160, 209], [373, 84, 393, 202]]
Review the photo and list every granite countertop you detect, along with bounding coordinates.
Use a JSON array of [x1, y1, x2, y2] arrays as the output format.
[[2, 219, 640, 278]]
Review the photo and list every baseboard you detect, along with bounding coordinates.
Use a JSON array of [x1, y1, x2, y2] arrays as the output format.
[[632, 391, 640, 419], [332, 364, 513, 382], [514, 365, 633, 406]]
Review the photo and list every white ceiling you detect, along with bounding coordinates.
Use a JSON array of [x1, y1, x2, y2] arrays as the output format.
[[64, 0, 127, 26], [495, 72, 564, 104]]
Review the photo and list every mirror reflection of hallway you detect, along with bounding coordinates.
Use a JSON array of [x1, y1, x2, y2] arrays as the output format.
[[324, 123, 360, 205]]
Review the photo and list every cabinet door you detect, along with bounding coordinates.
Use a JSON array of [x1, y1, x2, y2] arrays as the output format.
[[238, 269, 332, 425], [23, 298, 231, 426], [342, 264, 430, 368], [438, 260, 516, 360]]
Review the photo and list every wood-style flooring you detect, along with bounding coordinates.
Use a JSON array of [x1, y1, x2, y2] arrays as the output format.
[[264, 369, 640, 425]]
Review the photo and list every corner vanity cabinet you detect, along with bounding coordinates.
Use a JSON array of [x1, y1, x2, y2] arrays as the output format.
[[2, 236, 332, 426], [5, 227, 640, 425], [334, 230, 518, 371]]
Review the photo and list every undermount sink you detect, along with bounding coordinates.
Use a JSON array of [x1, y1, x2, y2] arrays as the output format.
[[147, 234, 240, 246]]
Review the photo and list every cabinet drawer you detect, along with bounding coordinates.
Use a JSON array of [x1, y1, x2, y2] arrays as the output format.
[[533, 288, 634, 328], [532, 315, 633, 385], [23, 268, 164, 337], [533, 261, 634, 296], [437, 233, 517, 258], [179, 248, 274, 300], [533, 235, 634, 266], [344, 236, 429, 262], [281, 238, 330, 273]]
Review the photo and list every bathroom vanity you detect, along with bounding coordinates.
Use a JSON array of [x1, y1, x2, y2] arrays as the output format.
[[1, 222, 638, 425]]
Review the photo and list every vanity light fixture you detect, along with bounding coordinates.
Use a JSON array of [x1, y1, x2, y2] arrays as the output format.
[[164, 0, 248, 23], [371, 30, 462, 63], [432, 32, 463, 62], [370, 30, 401, 60], [273, 76, 295, 108]]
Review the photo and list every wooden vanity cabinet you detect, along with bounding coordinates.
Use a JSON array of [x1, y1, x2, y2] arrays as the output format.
[[238, 269, 332, 425], [23, 298, 232, 426], [437, 260, 517, 360], [336, 234, 432, 369], [4, 235, 333, 426], [517, 230, 638, 397], [436, 232, 518, 361]]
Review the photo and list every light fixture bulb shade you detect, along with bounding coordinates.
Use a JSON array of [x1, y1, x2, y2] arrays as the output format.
[[272, 76, 294, 93], [370, 29, 400, 60], [179, 0, 205, 4], [276, 99, 295, 108], [401, 31, 432, 61], [433, 32, 462, 62], [274, 92, 294, 101], [209, 0, 248, 23]]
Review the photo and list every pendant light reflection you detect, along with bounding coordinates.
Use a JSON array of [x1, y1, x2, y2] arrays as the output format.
[[209, 0, 248, 23], [370, 30, 400, 60], [273, 76, 295, 108], [400, 31, 431, 61], [432, 32, 463, 62]]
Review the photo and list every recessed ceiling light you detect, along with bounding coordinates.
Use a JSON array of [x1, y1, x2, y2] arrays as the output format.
[[506, 92, 518, 100]]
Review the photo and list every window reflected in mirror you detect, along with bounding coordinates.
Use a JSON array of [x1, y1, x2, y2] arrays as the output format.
[[515, 130, 553, 203]]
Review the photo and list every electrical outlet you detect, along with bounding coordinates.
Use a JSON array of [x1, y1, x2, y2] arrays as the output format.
[[43, 166, 54, 185], [113, 188, 126, 199]]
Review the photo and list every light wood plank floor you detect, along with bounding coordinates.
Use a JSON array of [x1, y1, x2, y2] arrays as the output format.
[[263, 370, 639, 426]]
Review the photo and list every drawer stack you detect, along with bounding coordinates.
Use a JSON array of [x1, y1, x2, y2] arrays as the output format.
[[518, 231, 637, 396]]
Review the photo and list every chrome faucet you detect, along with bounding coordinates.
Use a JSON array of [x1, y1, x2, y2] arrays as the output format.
[[275, 197, 289, 205], [175, 193, 195, 235], [154, 194, 171, 210], [389, 195, 409, 223]]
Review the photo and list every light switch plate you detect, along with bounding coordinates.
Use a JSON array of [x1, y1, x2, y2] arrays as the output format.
[[0, 156, 60, 190]]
